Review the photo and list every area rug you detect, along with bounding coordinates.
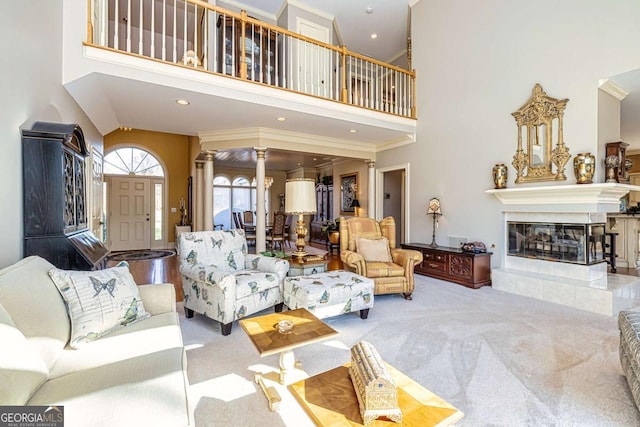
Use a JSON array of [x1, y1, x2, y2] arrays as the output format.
[[108, 249, 175, 261]]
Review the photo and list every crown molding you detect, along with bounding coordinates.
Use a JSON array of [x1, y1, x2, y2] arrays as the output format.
[[287, 0, 335, 22], [199, 127, 378, 158], [598, 79, 629, 101], [374, 134, 416, 152], [218, 0, 277, 21]]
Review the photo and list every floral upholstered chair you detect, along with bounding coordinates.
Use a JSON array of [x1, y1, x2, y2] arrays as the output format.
[[339, 216, 423, 300], [178, 230, 289, 335]]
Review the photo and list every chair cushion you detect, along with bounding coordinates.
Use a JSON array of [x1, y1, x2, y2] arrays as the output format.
[[234, 270, 280, 299], [356, 237, 392, 262], [365, 262, 405, 278], [179, 230, 246, 272], [48, 262, 150, 349], [0, 303, 49, 405]]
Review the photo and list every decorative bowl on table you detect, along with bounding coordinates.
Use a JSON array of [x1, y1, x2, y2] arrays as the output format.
[[276, 319, 294, 334]]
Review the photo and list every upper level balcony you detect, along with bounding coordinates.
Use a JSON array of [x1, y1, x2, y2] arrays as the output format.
[[63, 1, 417, 157]]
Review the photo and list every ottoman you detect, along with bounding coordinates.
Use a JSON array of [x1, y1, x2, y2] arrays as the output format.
[[284, 270, 374, 320]]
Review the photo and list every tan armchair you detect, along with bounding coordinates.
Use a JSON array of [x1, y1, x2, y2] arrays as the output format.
[[339, 216, 423, 300]]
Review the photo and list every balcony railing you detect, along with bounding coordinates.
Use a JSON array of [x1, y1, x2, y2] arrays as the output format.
[[87, 0, 416, 118]]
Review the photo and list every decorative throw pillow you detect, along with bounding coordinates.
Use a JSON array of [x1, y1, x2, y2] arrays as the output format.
[[48, 261, 150, 349], [356, 237, 392, 262]]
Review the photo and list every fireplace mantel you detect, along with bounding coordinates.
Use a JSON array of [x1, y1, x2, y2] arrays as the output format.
[[486, 183, 640, 213]]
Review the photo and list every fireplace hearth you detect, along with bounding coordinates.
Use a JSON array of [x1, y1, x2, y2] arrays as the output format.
[[487, 184, 640, 316]]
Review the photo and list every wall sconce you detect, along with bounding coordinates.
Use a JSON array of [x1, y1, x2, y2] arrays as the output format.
[[427, 198, 442, 247], [285, 178, 317, 258], [351, 199, 361, 217]]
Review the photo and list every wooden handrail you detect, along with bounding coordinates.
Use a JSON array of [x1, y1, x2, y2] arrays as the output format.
[[86, 0, 417, 118]]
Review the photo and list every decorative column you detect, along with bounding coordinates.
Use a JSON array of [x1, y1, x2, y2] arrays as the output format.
[[367, 160, 375, 219], [203, 151, 215, 231], [195, 162, 204, 231], [254, 147, 267, 253]]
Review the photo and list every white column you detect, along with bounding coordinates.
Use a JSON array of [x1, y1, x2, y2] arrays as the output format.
[[255, 147, 267, 252], [203, 151, 215, 231], [367, 160, 375, 219], [195, 162, 204, 231]]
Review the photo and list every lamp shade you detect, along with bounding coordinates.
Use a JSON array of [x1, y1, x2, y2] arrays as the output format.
[[285, 178, 317, 214], [351, 199, 360, 208], [427, 197, 442, 215]]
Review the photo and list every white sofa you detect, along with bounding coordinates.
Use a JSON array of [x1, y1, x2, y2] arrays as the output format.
[[0, 256, 191, 426]]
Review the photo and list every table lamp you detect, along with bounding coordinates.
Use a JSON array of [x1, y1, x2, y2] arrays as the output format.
[[351, 199, 361, 217], [427, 198, 442, 247], [285, 178, 317, 258]]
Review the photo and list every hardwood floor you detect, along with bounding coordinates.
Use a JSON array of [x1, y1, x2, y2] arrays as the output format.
[[109, 241, 343, 302]]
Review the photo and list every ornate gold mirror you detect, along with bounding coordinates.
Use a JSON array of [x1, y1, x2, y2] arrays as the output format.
[[512, 84, 571, 183]]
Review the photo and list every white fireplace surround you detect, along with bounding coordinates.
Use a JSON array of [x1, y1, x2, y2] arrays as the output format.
[[487, 183, 640, 316]]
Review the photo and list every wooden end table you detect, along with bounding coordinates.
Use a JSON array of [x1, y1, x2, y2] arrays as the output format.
[[289, 363, 464, 426], [239, 308, 338, 411]]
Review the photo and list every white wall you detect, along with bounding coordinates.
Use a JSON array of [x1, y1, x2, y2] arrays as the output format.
[[1, 1, 102, 268], [376, 0, 640, 267]]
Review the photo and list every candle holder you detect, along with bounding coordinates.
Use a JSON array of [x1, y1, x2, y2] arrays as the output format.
[[427, 198, 442, 247]]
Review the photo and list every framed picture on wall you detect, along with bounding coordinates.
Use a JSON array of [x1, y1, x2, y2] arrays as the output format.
[[340, 172, 358, 215]]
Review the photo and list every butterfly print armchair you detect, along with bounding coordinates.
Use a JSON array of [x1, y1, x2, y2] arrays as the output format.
[[178, 230, 289, 335]]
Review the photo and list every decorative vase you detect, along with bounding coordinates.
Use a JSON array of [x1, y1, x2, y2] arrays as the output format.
[[492, 164, 508, 189], [328, 231, 340, 245], [605, 155, 621, 183], [573, 153, 595, 184]]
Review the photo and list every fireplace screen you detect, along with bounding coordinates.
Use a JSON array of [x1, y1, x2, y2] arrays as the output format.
[[508, 222, 606, 265]]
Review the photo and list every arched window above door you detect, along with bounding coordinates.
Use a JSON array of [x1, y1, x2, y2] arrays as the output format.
[[104, 147, 165, 176]]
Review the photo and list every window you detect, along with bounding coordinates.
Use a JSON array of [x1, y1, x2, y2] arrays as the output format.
[[104, 147, 164, 176], [213, 175, 268, 229]]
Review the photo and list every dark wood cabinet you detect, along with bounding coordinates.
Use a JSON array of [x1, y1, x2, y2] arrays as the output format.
[[401, 243, 492, 288], [22, 122, 108, 270], [310, 184, 333, 245], [218, 16, 276, 84]]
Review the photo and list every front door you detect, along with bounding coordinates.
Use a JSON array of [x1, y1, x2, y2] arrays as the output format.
[[108, 176, 151, 251]]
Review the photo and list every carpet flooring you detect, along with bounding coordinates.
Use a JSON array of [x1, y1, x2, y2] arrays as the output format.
[[179, 275, 640, 426]]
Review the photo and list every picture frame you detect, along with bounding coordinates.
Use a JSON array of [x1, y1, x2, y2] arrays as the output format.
[[340, 172, 358, 215]]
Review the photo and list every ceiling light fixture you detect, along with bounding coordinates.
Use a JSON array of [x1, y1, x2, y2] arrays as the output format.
[[276, 117, 287, 122], [349, 129, 358, 133], [175, 99, 190, 106], [366, 6, 374, 14], [370, 33, 378, 39]]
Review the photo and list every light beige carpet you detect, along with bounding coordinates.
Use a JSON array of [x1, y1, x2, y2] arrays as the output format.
[[179, 275, 640, 426]]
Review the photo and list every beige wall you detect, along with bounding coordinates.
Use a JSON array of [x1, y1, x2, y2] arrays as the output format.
[[104, 129, 190, 243], [333, 160, 368, 219]]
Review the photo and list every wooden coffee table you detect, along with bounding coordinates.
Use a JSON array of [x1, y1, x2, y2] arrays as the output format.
[[239, 308, 338, 411], [289, 363, 464, 426]]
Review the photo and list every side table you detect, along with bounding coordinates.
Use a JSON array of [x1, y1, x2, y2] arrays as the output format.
[[288, 256, 329, 277]]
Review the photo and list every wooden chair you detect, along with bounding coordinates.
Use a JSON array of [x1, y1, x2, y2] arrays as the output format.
[[266, 212, 287, 251], [283, 213, 292, 247]]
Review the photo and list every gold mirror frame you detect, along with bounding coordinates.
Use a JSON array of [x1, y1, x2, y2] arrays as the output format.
[[512, 84, 571, 183]]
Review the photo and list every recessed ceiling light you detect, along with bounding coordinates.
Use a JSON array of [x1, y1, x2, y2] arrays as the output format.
[[176, 99, 190, 106], [349, 129, 358, 133], [276, 117, 287, 122], [370, 33, 378, 39], [313, 158, 317, 161]]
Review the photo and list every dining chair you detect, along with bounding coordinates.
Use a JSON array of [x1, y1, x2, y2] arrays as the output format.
[[266, 211, 287, 251]]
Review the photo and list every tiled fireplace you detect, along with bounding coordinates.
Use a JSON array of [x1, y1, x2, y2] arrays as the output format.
[[487, 184, 640, 316]]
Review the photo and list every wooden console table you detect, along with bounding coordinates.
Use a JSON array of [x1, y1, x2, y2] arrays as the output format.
[[401, 243, 491, 288]]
